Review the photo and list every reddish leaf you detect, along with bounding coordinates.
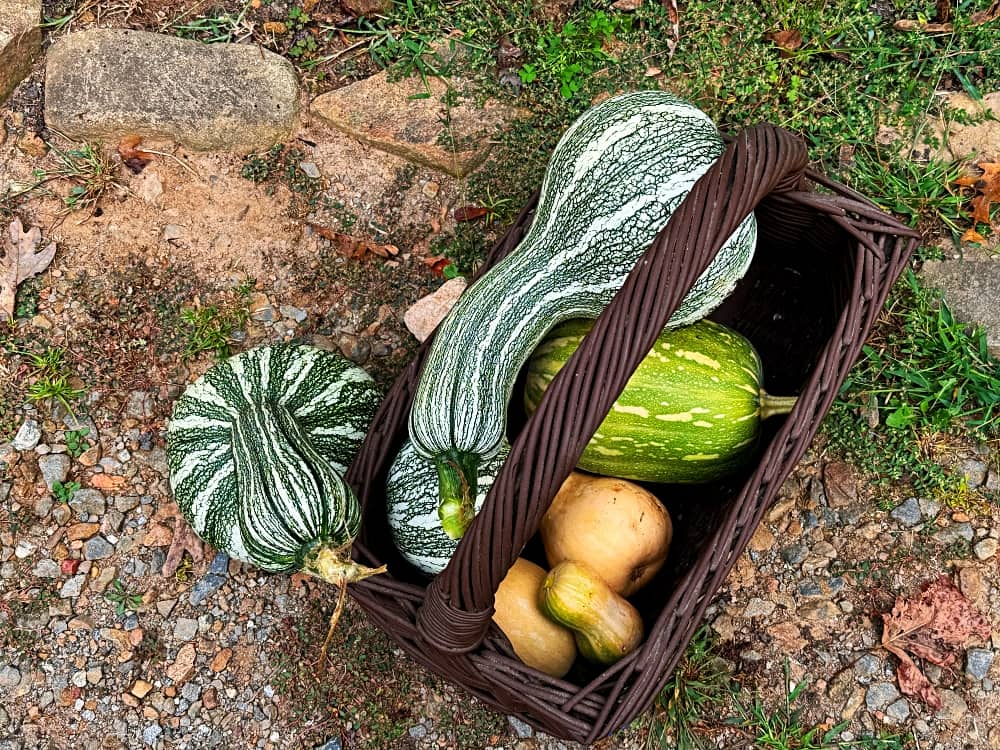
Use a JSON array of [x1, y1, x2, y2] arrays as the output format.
[[307, 223, 399, 260], [961, 227, 987, 244], [117, 135, 154, 174], [422, 255, 452, 277], [881, 576, 992, 707], [767, 29, 803, 52], [453, 206, 489, 222]]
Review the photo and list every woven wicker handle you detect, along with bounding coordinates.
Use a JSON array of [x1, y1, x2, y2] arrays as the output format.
[[415, 124, 810, 653]]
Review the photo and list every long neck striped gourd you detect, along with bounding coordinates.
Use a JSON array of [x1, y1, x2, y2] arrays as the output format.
[[408, 90, 757, 538], [167, 343, 385, 586]]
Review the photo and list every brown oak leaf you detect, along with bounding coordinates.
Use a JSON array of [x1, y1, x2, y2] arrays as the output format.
[[1, 218, 57, 321], [117, 135, 154, 174], [766, 29, 804, 53], [955, 161, 1000, 227], [881, 576, 992, 709]]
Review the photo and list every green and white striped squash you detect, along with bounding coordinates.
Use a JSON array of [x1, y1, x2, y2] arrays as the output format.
[[524, 319, 796, 483], [408, 90, 757, 536], [386, 439, 510, 575], [166, 343, 385, 585]]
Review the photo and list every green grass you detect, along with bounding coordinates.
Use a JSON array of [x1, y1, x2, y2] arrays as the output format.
[[178, 304, 249, 360], [824, 270, 1000, 498], [24, 346, 84, 416]]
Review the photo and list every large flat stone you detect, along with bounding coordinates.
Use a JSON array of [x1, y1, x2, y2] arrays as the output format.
[[311, 71, 518, 177], [45, 29, 299, 152], [920, 246, 1000, 357], [0, 0, 42, 105]]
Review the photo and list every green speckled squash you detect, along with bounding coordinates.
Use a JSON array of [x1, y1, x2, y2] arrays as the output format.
[[387, 440, 509, 571], [166, 343, 384, 585], [408, 90, 757, 536], [524, 319, 797, 483]]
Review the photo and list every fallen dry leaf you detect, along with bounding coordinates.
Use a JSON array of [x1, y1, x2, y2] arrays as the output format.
[[955, 162, 1000, 227], [117, 135, 154, 174], [162, 518, 207, 577], [881, 576, 992, 709], [453, 205, 489, 223], [306, 223, 399, 260], [422, 255, 452, 277], [766, 28, 804, 53], [961, 227, 987, 244], [1, 218, 57, 321]]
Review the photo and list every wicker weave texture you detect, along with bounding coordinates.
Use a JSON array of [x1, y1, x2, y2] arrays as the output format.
[[344, 124, 920, 744]]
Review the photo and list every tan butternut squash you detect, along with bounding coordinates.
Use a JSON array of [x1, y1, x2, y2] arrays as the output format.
[[539, 560, 644, 666], [540, 472, 672, 596], [492, 557, 577, 678]]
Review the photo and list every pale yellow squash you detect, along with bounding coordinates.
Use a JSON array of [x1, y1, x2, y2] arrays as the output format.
[[492, 557, 577, 678], [540, 472, 672, 596]]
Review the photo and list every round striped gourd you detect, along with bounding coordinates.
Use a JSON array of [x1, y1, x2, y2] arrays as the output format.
[[386, 440, 510, 574], [408, 90, 757, 536], [166, 343, 384, 585], [524, 319, 797, 483]]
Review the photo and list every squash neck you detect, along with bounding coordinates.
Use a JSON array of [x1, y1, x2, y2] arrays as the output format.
[[301, 542, 387, 586], [435, 449, 480, 540], [759, 391, 798, 420]]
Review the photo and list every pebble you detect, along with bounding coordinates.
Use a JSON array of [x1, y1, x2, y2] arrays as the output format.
[[974, 538, 998, 560], [0, 665, 21, 688], [174, 618, 199, 642], [854, 654, 882, 682], [314, 738, 342, 750], [190, 573, 227, 606], [935, 689, 969, 723], [508, 715, 533, 739], [780, 544, 808, 566], [32, 558, 61, 578], [60, 574, 86, 598], [797, 580, 823, 598], [883, 698, 910, 723], [13, 419, 42, 450], [70, 489, 107, 516], [299, 161, 320, 179], [142, 723, 163, 746], [38, 453, 72, 489], [84, 536, 115, 560], [933, 523, 975, 545], [966, 648, 995, 680], [865, 682, 900, 710], [889, 497, 921, 526], [14, 540, 37, 558], [743, 598, 776, 618], [918, 497, 941, 518], [34, 493, 54, 518], [163, 224, 184, 241], [960, 459, 988, 488], [279, 305, 307, 322]]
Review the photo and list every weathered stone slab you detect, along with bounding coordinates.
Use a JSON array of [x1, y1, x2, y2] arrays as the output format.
[[0, 0, 42, 105], [920, 245, 1000, 358], [45, 29, 299, 152], [311, 70, 518, 177]]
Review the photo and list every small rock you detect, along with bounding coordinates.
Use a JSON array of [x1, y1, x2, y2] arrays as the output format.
[[742, 598, 776, 619], [934, 523, 975, 545], [299, 162, 320, 179], [421, 180, 439, 198], [507, 715, 533, 739], [823, 461, 858, 507], [865, 682, 900, 711], [974, 538, 998, 560], [935, 689, 968, 724], [202, 687, 219, 710], [131, 679, 153, 699], [90, 565, 117, 594], [890, 497, 921, 527], [33, 493, 53, 518], [166, 643, 197, 683], [14, 539, 36, 558], [279, 305, 307, 323], [71, 670, 88, 688], [966, 648, 995, 680], [67, 522, 101, 541], [0, 665, 21, 688], [142, 724, 162, 747], [69, 488, 106, 516], [37, 453, 72, 489], [918, 497, 941, 518], [800, 600, 840, 620], [210, 648, 233, 673], [207, 551, 229, 576], [84, 536, 115, 560], [960, 459, 988, 488], [797, 580, 823, 598], [780, 544, 808, 566], [31, 558, 61, 578], [748, 524, 776, 552], [173, 618, 199, 642], [854, 654, 882, 682], [189, 574, 226, 606], [60, 574, 86, 598], [13, 419, 42, 451], [884, 698, 910, 723], [313, 738, 342, 750], [403, 278, 468, 342]]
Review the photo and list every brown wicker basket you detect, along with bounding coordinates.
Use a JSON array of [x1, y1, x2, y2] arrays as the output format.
[[344, 124, 920, 744]]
